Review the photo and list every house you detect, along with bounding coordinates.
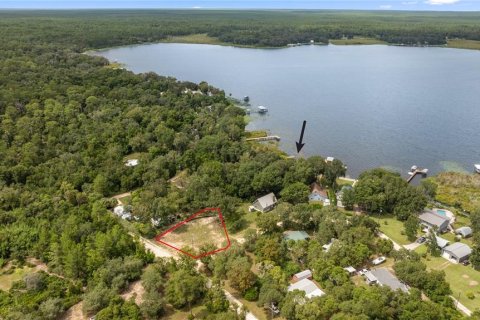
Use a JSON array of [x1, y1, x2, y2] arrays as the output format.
[[442, 242, 472, 263], [125, 159, 139, 167], [344, 266, 356, 275], [288, 278, 325, 298], [113, 205, 132, 220], [292, 270, 313, 282], [251, 193, 277, 213], [418, 210, 450, 233], [309, 182, 330, 205], [284, 231, 310, 241], [322, 238, 336, 252], [364, 268, 408, 293], [435, 236, 450, 249], [456, 226, 473, 238]]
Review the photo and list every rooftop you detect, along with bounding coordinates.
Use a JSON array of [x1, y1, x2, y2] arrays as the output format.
[[443, 242, 472, 259], [288, 279, 325, 298], [419, 210, 449, 227], [293, 269, 312, 279], [254, 193, 277, 209], [284, 230, 310, 241], [371, 268, 408, 293]]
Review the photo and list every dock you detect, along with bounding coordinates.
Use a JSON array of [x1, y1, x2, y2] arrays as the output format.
[[407, 165, 429, 183], [246, 135, 280, 142]]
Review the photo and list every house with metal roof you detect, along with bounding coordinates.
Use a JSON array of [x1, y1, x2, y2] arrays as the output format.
[[455, 226, 473, 238], [418, 210, 450, 232], [442, 242, 472, 263], [435, 236, 450, 249], [309, 182, 330, 205], [287, 278, 325, 298], [251, 193, 277, 213], [284, 231, 310, 241], [292, 270, 312, 282], [364, 268, 408, 293]]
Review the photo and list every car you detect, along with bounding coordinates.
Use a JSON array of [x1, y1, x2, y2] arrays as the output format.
[[462, 260, 470, 266], [416, 237, 426, 244], [358, 268, 369, 276], [372, 256, 386, 265]]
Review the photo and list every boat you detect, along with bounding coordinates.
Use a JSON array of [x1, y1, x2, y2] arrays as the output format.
[[475, 164, 480, 174], [410, 165, 418, 172], [257, 106, 268, 113]]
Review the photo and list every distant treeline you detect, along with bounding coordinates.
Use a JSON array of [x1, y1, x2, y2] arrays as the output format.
[[1, 10, 480, 49]]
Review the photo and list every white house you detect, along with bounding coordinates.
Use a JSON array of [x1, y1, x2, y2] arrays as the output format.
[[288, 278, 325, 299], [251, 193, 277, 213]]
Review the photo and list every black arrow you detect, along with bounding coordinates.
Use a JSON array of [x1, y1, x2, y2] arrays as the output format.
[[296, 120, 307, 153]]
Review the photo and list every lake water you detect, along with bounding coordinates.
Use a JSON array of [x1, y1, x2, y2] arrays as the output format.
[[93, 43, 480, 178]]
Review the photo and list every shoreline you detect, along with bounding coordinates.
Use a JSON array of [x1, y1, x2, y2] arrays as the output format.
[[84, 34, 480, 55]]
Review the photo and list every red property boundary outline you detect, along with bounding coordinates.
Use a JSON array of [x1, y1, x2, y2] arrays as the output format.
[[154, 208, 231, 259]]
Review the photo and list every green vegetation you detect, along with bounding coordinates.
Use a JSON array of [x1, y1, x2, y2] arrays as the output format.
[[371, 215, 411, 245], [330, 37, 387, 45], [0, 9, 478, 319], [245, 130, 268, 139], [160, 33, 224, 45], [435, 172, 480, 212]]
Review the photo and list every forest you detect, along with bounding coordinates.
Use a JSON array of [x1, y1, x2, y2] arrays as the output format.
[[1, 9, 480, 320]]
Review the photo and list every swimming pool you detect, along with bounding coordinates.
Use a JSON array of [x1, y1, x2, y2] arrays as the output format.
[[436, 209, 447, 216]]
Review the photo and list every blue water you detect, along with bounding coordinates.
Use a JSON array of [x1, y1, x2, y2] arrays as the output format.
[[93, 43, 480, 177], [436, 209, 447, 216]]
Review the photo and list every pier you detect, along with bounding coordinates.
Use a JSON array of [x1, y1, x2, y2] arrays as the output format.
[[246, 135, 280, 142], [407, 166, 429, 183]]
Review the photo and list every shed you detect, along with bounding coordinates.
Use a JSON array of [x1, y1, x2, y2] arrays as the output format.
[[252, 193, 277, 213], [292, 270, 312, 282], [442, 242, 472, 263], [418, 210, 450, 232], [344, 266, 356, 275], [455, 226, 473, 238], [284, 231, 310, 241], [287, 279, 325, 298], [125, 159, 139, 167], [435, 236, 450, 249]]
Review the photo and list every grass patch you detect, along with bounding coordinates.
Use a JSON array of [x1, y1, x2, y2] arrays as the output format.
[[245, 130, 268, 139], [164, 304, 208, 320], [336, 177, 356, 186], [370, 215, 410, 245], [424, 255, 480, 311], [119, 195, 132, 205], [0, 266, 34, 291], [160, 33, 224, 45], [330, 37, 387, 45], [447, 39, 480, 51], [105, 62, 125, 69]]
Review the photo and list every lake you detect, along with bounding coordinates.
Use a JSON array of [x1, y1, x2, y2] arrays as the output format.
[[93, 43, 480, 178]]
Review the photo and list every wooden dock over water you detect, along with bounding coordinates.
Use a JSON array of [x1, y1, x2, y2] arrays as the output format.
[[246, 135, 280, 142], [407, 166, 429, 183]]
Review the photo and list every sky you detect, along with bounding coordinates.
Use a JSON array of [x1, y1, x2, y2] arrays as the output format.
[[1, 0, 480, 11]]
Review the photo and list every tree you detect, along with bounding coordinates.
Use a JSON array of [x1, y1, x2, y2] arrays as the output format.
[[165, 269, 205, 309], [280, 182, 310, 204], [404, 215, 419, 242], [39, 298, 65, 319], [205, 283, 230, 313], [140, 290, 166, 319], [427, 231, 440, 257], [281, 290, 305, 320], [340, 188, 355, 210], [227, 257, 256, 294], [257, 212, 281, 234]]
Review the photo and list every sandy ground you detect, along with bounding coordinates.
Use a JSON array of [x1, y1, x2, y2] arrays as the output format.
[[158, 216, 228, 256], [60, 302, 86, 320], [112, 192, 132, 205], [121, 280, 145, 305]]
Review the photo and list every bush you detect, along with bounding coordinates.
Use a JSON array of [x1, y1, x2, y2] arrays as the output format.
[[243, 287, 258, 301], [467, 292, 475, 300]]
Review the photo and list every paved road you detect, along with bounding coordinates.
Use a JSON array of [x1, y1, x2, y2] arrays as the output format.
[[222, 287, 258, 320]]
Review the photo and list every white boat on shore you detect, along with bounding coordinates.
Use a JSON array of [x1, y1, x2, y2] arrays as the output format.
[[475, 164, 480, 174], [257, 106, 268, 113]]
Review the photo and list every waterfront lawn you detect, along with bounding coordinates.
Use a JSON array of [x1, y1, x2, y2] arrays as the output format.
[[245, 130, 268, 139], [330, 37, 387, 45], [424, 255, 480, 311], [161, 33, 224, 45], [448, 39, 480, 51], [336, 177, 356, 186], [371, 215, 410, 245]]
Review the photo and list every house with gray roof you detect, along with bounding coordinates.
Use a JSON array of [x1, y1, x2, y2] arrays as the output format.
[[419, 210, 450, 232], [292, 270, 312, 282], [455, 226, 473, 238], [288, 278, 325, 298], [251, 193, 277, 213], [364, 268, 408, 293], [442, 242, 472, 263], [435, 236, 450, 249]]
